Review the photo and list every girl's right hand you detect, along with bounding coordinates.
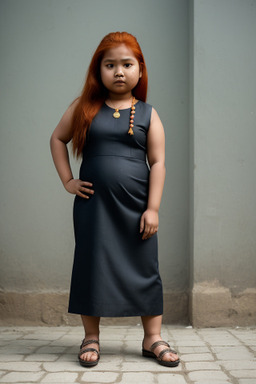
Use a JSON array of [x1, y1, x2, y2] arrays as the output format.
[[64, 179, 94, 199]]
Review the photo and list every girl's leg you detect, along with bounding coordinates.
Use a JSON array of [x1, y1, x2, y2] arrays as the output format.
[[141, 315, 179, 362], [80, 315, 100, 362]]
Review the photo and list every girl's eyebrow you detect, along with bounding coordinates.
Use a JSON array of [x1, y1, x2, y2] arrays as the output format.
[[102, 57, 136, 63]]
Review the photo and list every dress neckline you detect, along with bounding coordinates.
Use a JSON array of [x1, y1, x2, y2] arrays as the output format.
[[104, 100, 140, 111]]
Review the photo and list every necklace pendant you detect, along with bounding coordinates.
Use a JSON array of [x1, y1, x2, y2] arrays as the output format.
[[113, 110, 120, 119]]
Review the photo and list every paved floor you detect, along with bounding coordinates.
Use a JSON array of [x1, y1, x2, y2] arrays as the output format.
[[0, 325, 255, 384]]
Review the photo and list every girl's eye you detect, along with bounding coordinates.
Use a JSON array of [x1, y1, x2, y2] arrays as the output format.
[[106, 64, 114, 68], [124, 63, 132, 68]]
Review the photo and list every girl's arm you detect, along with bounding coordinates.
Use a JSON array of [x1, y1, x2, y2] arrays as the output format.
[[140, 108, 166, 240], [50, 102, 94, 199]]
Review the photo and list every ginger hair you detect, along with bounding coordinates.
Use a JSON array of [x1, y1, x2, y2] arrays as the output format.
[[70, 32, 148, 157]]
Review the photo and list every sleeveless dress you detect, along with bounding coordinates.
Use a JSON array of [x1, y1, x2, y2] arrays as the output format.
[[68, 100, 163, 317]]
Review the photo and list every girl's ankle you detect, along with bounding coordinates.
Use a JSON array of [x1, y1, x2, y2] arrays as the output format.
[[84, 333, 100, 340]]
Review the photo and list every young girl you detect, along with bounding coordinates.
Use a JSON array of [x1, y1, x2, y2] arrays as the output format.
[[50, 32, 179, 368]]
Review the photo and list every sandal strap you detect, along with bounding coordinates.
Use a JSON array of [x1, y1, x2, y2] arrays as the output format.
[[79, 347, 99, 358], [150, 340, 170, 352], [157, 347, 178, 361], [80, 339, 99, 349]]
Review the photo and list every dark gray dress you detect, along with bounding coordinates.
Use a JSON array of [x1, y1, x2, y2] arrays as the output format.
[[68, 100, 163, 317]]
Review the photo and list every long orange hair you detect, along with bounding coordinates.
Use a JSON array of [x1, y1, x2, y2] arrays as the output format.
[[70, 32, 148, 157]]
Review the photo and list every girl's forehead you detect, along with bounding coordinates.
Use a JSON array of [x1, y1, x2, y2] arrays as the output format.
[[102, 44, 137, 60]]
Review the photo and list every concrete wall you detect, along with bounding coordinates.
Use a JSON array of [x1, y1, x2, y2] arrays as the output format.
[[0, 0, 189, 325], [190, 0, 256, 326]]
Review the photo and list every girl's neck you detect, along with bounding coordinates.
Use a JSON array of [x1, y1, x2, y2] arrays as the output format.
[[107, 91, 133, 103], [106, 93, 134, 109]]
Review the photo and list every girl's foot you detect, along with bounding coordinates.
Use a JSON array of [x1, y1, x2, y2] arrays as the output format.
[[78, 338, 100, 367], [142, 335, 179, 364]]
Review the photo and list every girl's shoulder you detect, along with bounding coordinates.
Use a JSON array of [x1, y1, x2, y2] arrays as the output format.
[[69, 97, 80, 111], [136, 99, 152, 108], [135, 100, 153, 128], [136, 99, 153, 114], [137, 100, 161, 118], [136, 101, 163, 130]]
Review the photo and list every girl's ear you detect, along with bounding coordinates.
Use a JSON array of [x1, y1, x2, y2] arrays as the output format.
[[139, 63, 143, 78]]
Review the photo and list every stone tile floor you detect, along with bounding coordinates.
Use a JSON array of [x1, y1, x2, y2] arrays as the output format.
[[0, 325, 255, 383]]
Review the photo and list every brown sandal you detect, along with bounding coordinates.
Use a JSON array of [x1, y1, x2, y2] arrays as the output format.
[[142, 340, 180, 367], [78, 339, 100, 367]]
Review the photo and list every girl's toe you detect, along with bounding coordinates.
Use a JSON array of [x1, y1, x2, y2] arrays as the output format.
[[163, 352, 179, 362], [90, 353, 97, 361]]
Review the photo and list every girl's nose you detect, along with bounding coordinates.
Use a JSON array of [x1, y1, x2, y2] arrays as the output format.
[[115, 68, 124, 77]]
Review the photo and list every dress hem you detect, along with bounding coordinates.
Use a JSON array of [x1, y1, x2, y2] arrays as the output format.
[[68, 310, 164, 317]]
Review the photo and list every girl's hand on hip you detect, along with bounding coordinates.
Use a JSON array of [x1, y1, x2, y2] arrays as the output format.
[[64, 179, 94, 199], [140, 209, 159, 240]]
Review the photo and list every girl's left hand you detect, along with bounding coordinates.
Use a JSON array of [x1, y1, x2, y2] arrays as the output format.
[[140, 209, 159, 240]]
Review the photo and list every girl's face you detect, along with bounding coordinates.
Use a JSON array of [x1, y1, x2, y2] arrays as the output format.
[[100, 44, 142, 98]]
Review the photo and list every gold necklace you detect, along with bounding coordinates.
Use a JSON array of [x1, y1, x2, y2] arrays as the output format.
[[108, 97, 136, 135], [113, 109, 121, 118], [108, 98, 131, 119]]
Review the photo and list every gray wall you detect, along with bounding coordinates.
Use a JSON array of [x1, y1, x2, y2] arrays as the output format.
[[190, 0, 256, 326], [0, 0, 189, 323], [193, 0, 256, 289]]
